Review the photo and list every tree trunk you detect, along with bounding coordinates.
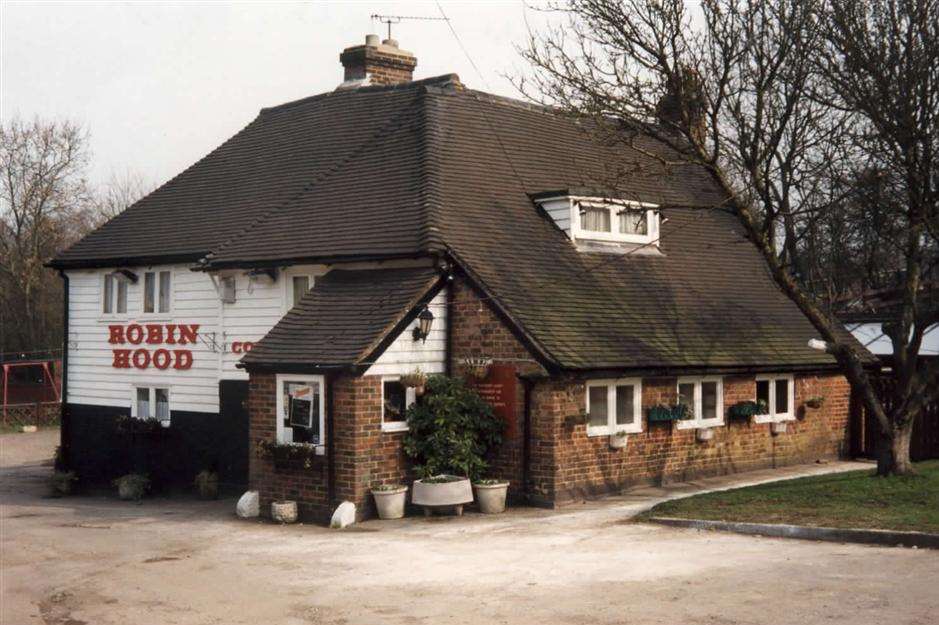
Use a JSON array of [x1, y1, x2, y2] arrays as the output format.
[[877, 418, 915, 476]]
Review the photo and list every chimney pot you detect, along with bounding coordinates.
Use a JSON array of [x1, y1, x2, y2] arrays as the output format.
[[365, 34, 380, 47], [382, 38, 399, 48]]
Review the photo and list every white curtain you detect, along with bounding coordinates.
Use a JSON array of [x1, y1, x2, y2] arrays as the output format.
[[580, 206, 611, 232], [618, 209, 647, 235]]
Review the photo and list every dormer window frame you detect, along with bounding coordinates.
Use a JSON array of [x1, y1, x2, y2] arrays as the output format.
[[570, 197, 660, 246]]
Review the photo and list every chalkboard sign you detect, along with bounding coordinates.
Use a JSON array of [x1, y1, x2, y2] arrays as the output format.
[[288, 393, 313, 428]]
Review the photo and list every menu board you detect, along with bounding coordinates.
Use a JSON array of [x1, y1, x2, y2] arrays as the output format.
[[470, 364, 518, 438]]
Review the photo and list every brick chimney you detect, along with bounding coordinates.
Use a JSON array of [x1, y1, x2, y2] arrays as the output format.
[[339, 34, 417, 87]]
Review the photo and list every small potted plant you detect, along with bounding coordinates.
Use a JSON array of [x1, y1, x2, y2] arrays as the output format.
[[399, 368, 428, 396], [194, 469, 219, 500], [472, 478, 509, 514], [403, 375, 504, 516], [114, 473, 150, 501], [371, 483, 408, 519], [804, 395, 825, 409], [49, 471, 77, 497], [609, 430, 629, 449]]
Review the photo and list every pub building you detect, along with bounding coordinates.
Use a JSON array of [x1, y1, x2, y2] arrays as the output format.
[[49, 36, 868, 521]]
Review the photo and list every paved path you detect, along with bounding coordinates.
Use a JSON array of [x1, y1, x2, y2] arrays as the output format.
[[2, 430, 935, 625]]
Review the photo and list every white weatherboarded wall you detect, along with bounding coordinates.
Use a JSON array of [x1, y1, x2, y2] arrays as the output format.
[[364, 290, 447, 376]]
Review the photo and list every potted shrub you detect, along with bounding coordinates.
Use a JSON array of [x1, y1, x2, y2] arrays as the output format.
[[399, 369, 428, 396], [609, 430, 629, 449], [473, 478, 509, 514], [371, 484, 408, 519], [403, 375, 504, 516], [194, 469, 219, 500], [114, 473, 150, 501], [49, 471, 77, 497]]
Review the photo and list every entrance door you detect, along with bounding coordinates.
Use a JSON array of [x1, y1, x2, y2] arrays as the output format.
[[218, 380, 250, 491]]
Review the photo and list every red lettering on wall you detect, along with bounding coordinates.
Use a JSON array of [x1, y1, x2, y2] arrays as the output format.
[[164, 324, 177, 345], [178, 324, 199, 345], [126, 324, 144, 345], [145, 324, 164, 344], [152, 349, 171, 370], [132, 349, 151, 369], [112, 349, 131, 368], [108, 325, 125, 344], [232, 341, 243, 354], [173, 350, 193, 370]]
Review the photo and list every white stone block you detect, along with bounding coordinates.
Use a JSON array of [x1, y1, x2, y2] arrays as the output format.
[[330, 501, 356, 528], [236, 490, 259, 518]]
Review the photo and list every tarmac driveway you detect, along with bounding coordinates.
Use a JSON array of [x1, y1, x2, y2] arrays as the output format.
[[2, 429, 937, 625]]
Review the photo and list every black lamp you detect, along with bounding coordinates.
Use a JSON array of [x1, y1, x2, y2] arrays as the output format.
[[412, 307, 435, 342]]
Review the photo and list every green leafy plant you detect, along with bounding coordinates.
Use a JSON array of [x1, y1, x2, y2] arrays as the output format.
[[256, 440, 320, 471], [49, 470, 77, 497], [473, 478, 507, 486], [728, 400, 768, 420], [371, 483, 406, 492], [648, 403, 691, 422], [402, 375, 504, 481], [115, 415, 165, 435]]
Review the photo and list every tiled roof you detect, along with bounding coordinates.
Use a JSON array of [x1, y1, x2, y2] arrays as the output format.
[[55, 75, 866, 371], [241, 267, 441, 368]]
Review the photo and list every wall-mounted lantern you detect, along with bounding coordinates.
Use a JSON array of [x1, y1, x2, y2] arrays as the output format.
[[412, 307, 434, 343]]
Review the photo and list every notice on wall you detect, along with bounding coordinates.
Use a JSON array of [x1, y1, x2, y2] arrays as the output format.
[[469, 364, 518, 439]]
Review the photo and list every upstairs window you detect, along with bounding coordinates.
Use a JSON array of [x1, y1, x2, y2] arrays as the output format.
[[143, 270, 171, 314], [102, 273, 128, 315], [573, 199, 659, 245], [754, 374, 795, 423]]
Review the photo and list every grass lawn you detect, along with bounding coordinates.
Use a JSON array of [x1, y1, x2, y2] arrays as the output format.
[[639, 460, 939, 533]]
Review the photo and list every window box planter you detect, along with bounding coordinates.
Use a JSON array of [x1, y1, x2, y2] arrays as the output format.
[[728, 400, 767, 421], [473, 479, 509, 514], [412, 475, 473, 516], [256, 440, 322, 472], [371, 484, 408, 520], [648, 404, 690, 423]]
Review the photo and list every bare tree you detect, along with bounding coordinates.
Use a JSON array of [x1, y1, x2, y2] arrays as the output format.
[[0, 117, 94, 354], [94, 169, 153, 224], [520, 0, 938, 474]]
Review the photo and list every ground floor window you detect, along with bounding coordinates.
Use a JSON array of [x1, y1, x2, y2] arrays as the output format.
[[381, 376, 416, 432], [585, 378, 643, 436], [754, 374, 795, 423], [675, 377, 723, 429], [132, 386, 170, 424], [275, 374, 325, 446]]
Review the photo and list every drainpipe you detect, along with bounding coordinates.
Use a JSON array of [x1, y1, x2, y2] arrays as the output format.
[[444, 279, 453, 377], [58, 270, 70, 470]]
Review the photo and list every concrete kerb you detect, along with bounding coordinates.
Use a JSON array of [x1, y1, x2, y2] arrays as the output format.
[[648, 517, 939, 550]]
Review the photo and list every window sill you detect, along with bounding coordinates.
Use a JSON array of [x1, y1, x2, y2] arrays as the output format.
[[676, 420, 724, 431], [382, 422, 409, 433], [754, 414, 796, 424], [587, 425, 642, 437]]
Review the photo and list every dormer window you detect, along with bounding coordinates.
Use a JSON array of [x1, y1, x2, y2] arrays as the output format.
[[534, 193, 661, 253]]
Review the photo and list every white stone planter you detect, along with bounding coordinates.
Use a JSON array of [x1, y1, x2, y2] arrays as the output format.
[[412, 476, 473, 516], [271, 500, 298, 524], [696, 427, 714, 442], [609, 432, 629, 449], [771, 421, 788, 435], [372, 485, 408, 520], [473, 481, 509, 514]]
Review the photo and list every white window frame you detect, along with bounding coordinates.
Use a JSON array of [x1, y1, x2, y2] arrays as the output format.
[[131, 385, 171, 425], [675, 376, 724, 430], [381, 375, 416, 433], [283, 272, 315, 311], [754, 374, 796, 423], [570, 198, 660, 245], [585, 378, 643, 436], [142, 269, 173, 315], [275, 373, 326, 453], [101, 272, 129, 317]]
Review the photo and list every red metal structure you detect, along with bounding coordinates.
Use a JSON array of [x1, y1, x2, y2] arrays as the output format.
[[1, 352, 62, 416]]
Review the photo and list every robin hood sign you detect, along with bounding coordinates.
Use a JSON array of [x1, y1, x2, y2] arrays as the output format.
[[107, 323, 199, 370]]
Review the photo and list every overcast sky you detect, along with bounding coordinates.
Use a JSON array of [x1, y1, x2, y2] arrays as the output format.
[[1, 1, 549, 189]]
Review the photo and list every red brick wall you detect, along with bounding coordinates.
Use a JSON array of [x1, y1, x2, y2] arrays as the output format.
[[544, 373, 851, 504]]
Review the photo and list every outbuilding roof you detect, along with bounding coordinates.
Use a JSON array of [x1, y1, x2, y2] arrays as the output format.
[[241, 266, 442, 369], [53, 75, 863, 372]]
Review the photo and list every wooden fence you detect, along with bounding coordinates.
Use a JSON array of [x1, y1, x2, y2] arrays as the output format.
[[854, 375, 939, 461], [1, 402, 61, 428]]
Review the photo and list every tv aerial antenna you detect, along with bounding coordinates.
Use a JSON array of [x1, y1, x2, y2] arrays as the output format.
[[370, 14, 449, 41]]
